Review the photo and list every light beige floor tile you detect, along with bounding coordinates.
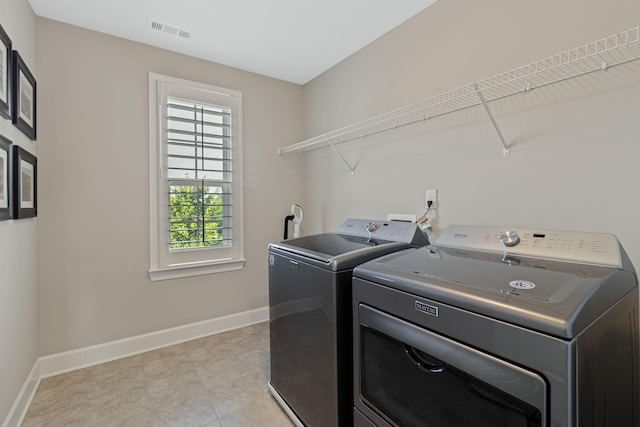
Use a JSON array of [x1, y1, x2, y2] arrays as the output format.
[[146, 370, 210, 405], [218, 411, 257, 427], [195, 357, 249, 391], [87, 402, 153, 427], [142, 344, 197, 382], [150, 392, 217, 427], [180, 336, 219, 364], [209, 382, 287, 422], [114, 407, 154, 427], [21, 322, 291, 427], [196, 350, 269, 392], [237, 349, 270, 376], [21, 406, 100, 427], [37, 368, 90, 392], [86, 356, 146, 387], [23, 385, 88, 419], [208, 388, 244, 420], [218, 404, 293, 427], [87, 382, 151, 412], [208, 382, 264, 418]]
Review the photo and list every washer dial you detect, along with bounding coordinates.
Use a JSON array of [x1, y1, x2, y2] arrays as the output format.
[[501, 230, 520, 247]]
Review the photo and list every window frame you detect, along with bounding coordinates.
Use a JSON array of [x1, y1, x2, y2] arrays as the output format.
[[149, 73, 244, 281]]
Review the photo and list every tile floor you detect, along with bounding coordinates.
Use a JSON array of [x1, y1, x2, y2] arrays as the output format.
[[22, 322, 294, 426]]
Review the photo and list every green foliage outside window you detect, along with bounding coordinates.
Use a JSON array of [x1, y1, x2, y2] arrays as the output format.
[[169, 184, 225, 249]]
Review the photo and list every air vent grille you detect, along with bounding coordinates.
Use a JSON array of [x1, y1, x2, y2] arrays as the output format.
[[147, 18, 191, 39]]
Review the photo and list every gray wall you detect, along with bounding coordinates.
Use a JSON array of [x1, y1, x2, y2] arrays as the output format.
[[36, 18, 306, 355], [302, 0, 640, 272], [0, 0, 38, 421]]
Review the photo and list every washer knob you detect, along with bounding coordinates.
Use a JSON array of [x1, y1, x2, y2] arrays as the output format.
[[500, 230, 520, 247]]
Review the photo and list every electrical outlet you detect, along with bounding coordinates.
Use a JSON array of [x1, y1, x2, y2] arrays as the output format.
[[426, 189, 437, 207]]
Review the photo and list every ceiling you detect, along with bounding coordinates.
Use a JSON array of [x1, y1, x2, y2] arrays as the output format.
[[28, 0, 438, 85]]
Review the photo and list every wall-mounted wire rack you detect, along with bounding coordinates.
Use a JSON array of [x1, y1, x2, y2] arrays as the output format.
[[278, 26, 640, 169]]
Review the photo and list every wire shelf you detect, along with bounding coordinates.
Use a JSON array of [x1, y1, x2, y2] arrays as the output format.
[[278, 26, 640, 156]]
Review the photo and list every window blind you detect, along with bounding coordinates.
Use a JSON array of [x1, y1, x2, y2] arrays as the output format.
[[167, 98, 233, 249]]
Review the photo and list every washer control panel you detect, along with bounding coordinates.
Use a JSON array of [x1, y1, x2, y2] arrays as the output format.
[[337, 218, 429, 245], [436, 224, 622, 267]]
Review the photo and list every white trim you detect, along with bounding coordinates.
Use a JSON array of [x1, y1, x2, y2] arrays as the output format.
[[1, 361, 41, 427], [39, 306, 268, 378], [149, 258, 246, 281]]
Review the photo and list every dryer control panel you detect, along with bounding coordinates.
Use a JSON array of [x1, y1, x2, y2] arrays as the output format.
[[337, 218, 429, 245], [435, 225, 622, 268]]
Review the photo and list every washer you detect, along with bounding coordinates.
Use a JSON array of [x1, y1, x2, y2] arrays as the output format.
[[352, 225, 639, 427], [268, 219, 429, 427]]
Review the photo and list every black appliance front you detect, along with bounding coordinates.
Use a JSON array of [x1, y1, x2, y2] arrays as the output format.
[[268, 219, 429, 426], [269, 250, 357, 427], [355, 304, 545, 427]]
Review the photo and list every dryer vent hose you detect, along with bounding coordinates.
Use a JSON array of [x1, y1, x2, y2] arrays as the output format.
[[283, 204, 303, 239], [283, 215, 295, 240]]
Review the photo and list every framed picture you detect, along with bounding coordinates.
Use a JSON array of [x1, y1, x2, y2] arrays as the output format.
[[0, 24, 11, 119], [0, 134, 12, 220], [11, 51, 36, 140], [12, 145, 36, 219]]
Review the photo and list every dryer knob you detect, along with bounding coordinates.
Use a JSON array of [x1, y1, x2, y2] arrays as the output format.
[[500, 230, 520, 247], [367, 222, 380, 233]]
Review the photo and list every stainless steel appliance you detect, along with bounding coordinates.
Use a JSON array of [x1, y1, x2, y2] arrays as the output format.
[[352, 225, 639, 427], [268, 219, 429, 427]]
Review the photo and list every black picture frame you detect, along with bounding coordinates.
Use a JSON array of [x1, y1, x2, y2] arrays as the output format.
[[0, 24, 11, 119], [12, 145, 36, 219], [11, 50, 36, 140], [0, 134, 12, 220]]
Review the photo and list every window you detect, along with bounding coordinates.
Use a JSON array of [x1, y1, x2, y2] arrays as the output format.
[[149, 73, 244, 281], [166, 99, 232, 250]]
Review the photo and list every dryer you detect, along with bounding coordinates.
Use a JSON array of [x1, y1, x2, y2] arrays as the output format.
[[352, 225, 639, 427]]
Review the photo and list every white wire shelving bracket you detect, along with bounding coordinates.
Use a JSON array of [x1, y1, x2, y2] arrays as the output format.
[[278, 26, 640, 164]]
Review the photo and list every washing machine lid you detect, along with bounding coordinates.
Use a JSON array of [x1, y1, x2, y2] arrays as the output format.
[[272, 233, 400, 260], [269, 218, 429, 271], [354, 226, 638, 339]]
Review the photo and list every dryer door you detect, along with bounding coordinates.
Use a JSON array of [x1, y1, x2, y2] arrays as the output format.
[[355, 305, 548, 427]]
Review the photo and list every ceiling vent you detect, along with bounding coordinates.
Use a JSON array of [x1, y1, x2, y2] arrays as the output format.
[[147, 18, 191, 39]]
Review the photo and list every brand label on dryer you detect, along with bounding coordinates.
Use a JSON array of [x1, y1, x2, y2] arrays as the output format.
[[509, 280, 536, 290], [415, 301, 439, 317]]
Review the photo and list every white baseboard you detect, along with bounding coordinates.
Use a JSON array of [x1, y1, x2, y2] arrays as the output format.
[[1, 361, 41, 427], [3, 306, 269, 427], [39, 306, 269, 378]]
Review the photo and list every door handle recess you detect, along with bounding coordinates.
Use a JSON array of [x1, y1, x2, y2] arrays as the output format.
[[403, 344, 447, 373]]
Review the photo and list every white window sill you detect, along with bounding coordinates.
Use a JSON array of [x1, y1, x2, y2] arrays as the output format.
[[149, 258, 246, 281]]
